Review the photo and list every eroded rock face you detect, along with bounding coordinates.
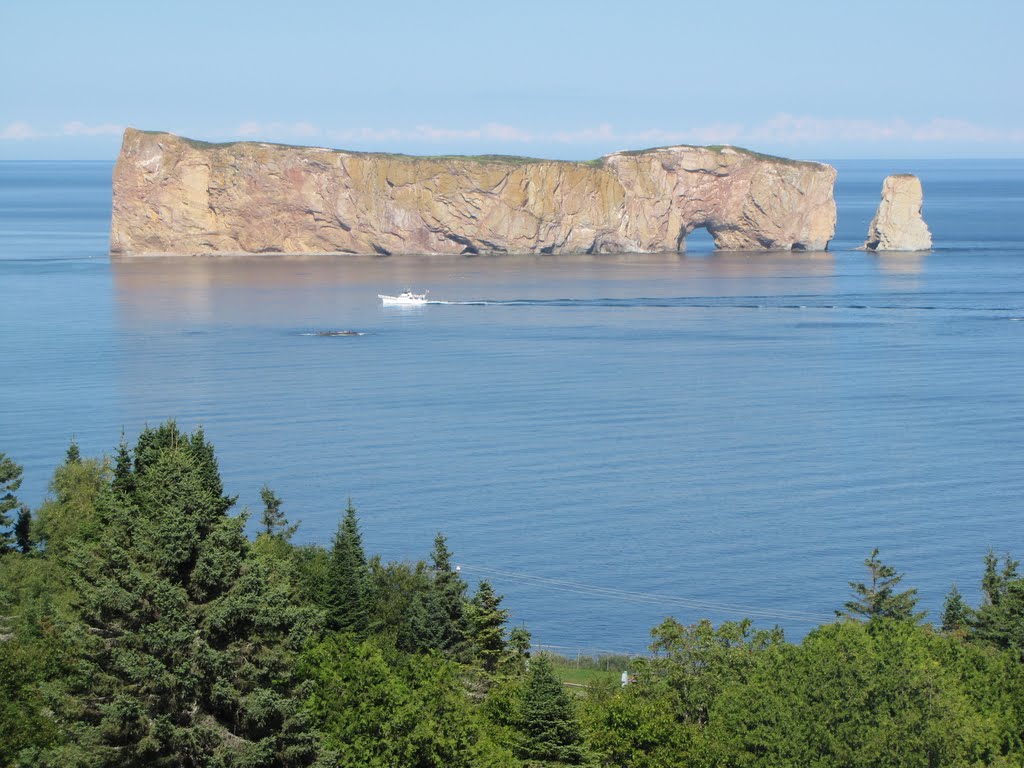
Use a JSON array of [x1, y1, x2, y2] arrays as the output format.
[[111, 128, 837, 256], [864, 174, 932, 251]]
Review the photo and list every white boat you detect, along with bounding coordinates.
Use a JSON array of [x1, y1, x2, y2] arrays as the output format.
[[379, 290, 429, 306]]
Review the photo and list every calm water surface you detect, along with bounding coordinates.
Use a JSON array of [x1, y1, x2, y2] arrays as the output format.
[[2, 159, 1022, 652]]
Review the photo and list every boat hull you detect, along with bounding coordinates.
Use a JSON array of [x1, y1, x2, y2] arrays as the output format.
[[379, 294, 428, 306], [380, 290, 428, 307]]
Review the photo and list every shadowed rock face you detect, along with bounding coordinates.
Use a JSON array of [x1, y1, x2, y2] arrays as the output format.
[[864, 174, 932, 251], [110, 128, 837, 256]]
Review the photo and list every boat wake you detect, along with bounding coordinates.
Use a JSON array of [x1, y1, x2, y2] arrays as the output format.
[[428, 297, 1023, 314]]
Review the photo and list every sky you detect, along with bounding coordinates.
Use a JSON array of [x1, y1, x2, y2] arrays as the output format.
[[2, 0, 1021, 161]]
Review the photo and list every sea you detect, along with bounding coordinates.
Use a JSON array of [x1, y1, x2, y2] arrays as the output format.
[[1, 158, 1022, 654]]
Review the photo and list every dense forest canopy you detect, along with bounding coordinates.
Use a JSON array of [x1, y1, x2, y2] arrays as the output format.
[[1, 423, 1023, 767]]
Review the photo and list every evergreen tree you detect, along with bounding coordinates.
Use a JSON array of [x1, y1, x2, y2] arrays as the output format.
[[34, 451, 108, 556], [506, 625, 533, 674], [326, 499, 369, 634], [188, 426, 236, 514], [65, 439, 81, 465], [52, 422, 319, 766], [646, 617, 782, 728], [425, 532, 470, 656], [133, 421, 235, 513], [14, 505, 32, 554], [980, 549, 1019, 607], [112, 431, 134, 497], [837, 547, 925, 623], [973, 550, 1024, 654], [360, 557, 438, 653], [260, 484, 297, 540], [305, 636, 511, 767], [516, 655, 585, 764], [397, 589, 433, 654], [0, 452, 23, 553], [468, 579, 509, 673], [941, 583, 973, 635], [709, 620, 1011, 768]]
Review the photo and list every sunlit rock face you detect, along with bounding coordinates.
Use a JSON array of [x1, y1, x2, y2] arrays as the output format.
[[864, 174, 933, 252], [111, 128, 837, 256]]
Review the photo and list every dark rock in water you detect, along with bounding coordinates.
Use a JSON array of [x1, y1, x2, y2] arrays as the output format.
[[315, 330, 363, 337]]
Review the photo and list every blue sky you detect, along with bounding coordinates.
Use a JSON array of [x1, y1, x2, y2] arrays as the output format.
[[2, 0, 1021, 161]]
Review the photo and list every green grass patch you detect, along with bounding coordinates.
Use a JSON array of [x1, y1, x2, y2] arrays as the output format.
[[555, 666, 622, 687], [136, 130, 816, 168], [540, 651, 637, 690], [614, 143, 814, 166]]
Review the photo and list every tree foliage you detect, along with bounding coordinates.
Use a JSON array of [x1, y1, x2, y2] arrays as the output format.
[[838, 547, 925, 623], [8, 432, 1024, 768], [942, 583, 973, 635], [14, 505, 32, 554], [259, 484, 297, 541], [424, 532, 469, 657], [710, 620, 1010, 768], [468, 580, 509, 674], [50, 422, 319, 766], [972, 550, 1024, 655], [0, 451, 24, 553], [515, 655, 585, 764], [304, 636, 511, 767], [326, 499, 369, 635]]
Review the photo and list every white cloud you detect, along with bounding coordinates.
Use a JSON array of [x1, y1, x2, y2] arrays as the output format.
[[742, 113, 1024, 146], [910, 118, 1001, 142], [410, 124, 482, 141], [1, 121, 36, 140], [483, 123, 532, 142], [235, 121, 321, 139], [63, 121, 124, 136], [315, 115, 1024, 152], [746, 114, 904, 143], [5, 116, 1024, 152]]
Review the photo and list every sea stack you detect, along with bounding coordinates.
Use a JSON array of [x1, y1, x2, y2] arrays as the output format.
[[110, 129, 837, 257], [864, 174, 932, 251]]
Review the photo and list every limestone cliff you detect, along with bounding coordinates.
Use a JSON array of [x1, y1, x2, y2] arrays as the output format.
[[110, 128, 837, 256], [864, 174, 932, 251]]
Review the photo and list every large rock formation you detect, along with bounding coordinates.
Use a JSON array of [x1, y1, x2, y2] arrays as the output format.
[[864, 174, 932, 251], [110, 128, 837, 256]]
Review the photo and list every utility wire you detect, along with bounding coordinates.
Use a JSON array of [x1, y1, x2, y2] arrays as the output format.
[[458, 563, 834, 625]]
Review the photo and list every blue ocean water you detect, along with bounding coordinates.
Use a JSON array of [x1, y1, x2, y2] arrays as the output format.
[[1, 158, 1022, 653]]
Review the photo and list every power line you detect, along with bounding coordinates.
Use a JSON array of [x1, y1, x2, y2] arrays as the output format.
[[458, 563, 833, 625]]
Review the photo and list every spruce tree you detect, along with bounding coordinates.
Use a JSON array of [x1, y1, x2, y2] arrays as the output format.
[[260, 484, 297, 540], [65, 439, 81, 465], [425, 532, 469, 656], [468, 580, 509, 673], [396, 589, 432, 654], [326, 499, 369, 634], [34, 450, 108, 556], [0, 452, 23, 553], [14, 506, 31, 554], [516, 655, 585, 764], [973, 550, 1024, 653], [837, 547, 925, 623], [980, 549, 1019, 607], [53, 422, 319, 766], [941, 583, 973, 634], [133, 421, 235, 513], [506, 625, 533, 674], [112, 431, 134, 497]]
